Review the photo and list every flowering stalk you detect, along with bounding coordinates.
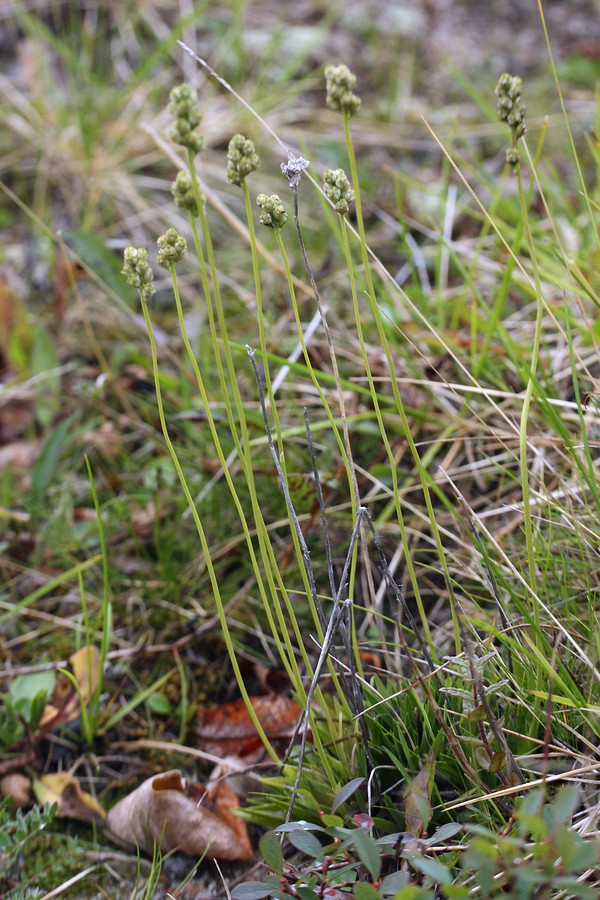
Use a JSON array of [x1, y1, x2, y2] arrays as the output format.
[[123, 235, 284, 764], [329, 64, 446, 652], [496, 73, 543, 618]]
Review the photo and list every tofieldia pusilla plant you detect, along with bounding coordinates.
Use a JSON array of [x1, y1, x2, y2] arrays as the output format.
[[322, 167, 354, 216], [256, 193, 287, 229], [495, 72, 527, 170], [168, 83, 205, 156], [324, 63, 361, 117], [227, 133, 260, 186]]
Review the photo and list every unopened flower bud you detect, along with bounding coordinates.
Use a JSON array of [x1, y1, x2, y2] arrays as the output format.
[[256, 193, 287, 229], [227, 133, 260, 186], [122, 247, 155, 302], [157, 228, 187, 269], [325, 63, 361, 117]]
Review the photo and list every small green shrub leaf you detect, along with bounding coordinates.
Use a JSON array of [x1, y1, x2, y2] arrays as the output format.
[[422, 822, 462, 845], [407, 856, 452, 884], [353, 882, 381, 900], [145, 692, 172, 715], [275, 820, 324, 833], [231, 877, 279, 899], [380, 870, 409, 894], [259, 830, 283, 876], [288, 829, 325, 860], [331, 776, 365, 812], [352, 829, 381, 881]]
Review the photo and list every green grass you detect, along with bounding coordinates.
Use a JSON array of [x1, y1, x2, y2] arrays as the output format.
[[1, 1, 599, 896]]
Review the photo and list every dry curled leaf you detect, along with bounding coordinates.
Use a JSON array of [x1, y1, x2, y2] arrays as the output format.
[[195, 694, 302, 759], [40, 645, 101, 730], [33, 772, 106, 824], [106, 770, 253, 861]]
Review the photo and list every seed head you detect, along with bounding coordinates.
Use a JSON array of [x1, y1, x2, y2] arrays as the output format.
[[322, 168, 354, 216], [157, 228, 187, 269], [496, 73, 527, 140], [122, 247, 155, 302], [171, 170, 200, 216], [227, 133, 260, 186], [325, 63, 361, 117], [168, 84, 205, 156], [256, 193, 287, 229], [280, 152, 310, 190]]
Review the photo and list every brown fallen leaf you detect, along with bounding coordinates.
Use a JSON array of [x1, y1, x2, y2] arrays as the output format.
[[195, 693, 302, 759], [33, 773, 106, 824], [0, 440, 38, 474], [0, 773, 32, 808], [106, 770, 253, 861]]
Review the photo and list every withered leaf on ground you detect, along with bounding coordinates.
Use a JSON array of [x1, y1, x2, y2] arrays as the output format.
[[34, 772, 106, 824], [106, 770, 253, 861], [0, 773, 32, 808], [40, 645, 101, 730], [195, 693, 302, 759]]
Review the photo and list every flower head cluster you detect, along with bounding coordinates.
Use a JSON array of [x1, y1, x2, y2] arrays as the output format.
[[157, 228, 187, 269], [496, 73, 527, 140], [122, 247, 155, 302], [322, 168, 354, 215], [171, 170, 200, 216], [227, 134, 260, 186], [325, 64, 361, 117], [168, 84, 205, 156], [256, 193, 287, 229]]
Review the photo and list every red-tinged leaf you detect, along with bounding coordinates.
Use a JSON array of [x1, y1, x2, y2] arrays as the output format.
[[403, 750, 435, 837], [195, 694, 302, 758], [353, 813, 374, 830], [106, 769, 253, 861]]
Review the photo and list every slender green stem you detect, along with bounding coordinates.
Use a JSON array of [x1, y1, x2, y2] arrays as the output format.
[[515, 144, 543, 618], [343, 111, 454, 652], [139, 285, 280, 763]]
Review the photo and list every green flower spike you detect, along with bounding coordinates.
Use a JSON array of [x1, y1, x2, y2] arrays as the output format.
[[157, 228, 187, 269], [324, 63, 361, 117], [171, 170, 200, 216], [168, 84, 205, 156], [227, 133, 260, 186], [496, 72, 527, 170], [322, 168, 354, 215], [496, 73, 527, 138], [256, 193, 287, 229], [122, 247, 155, 302]]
